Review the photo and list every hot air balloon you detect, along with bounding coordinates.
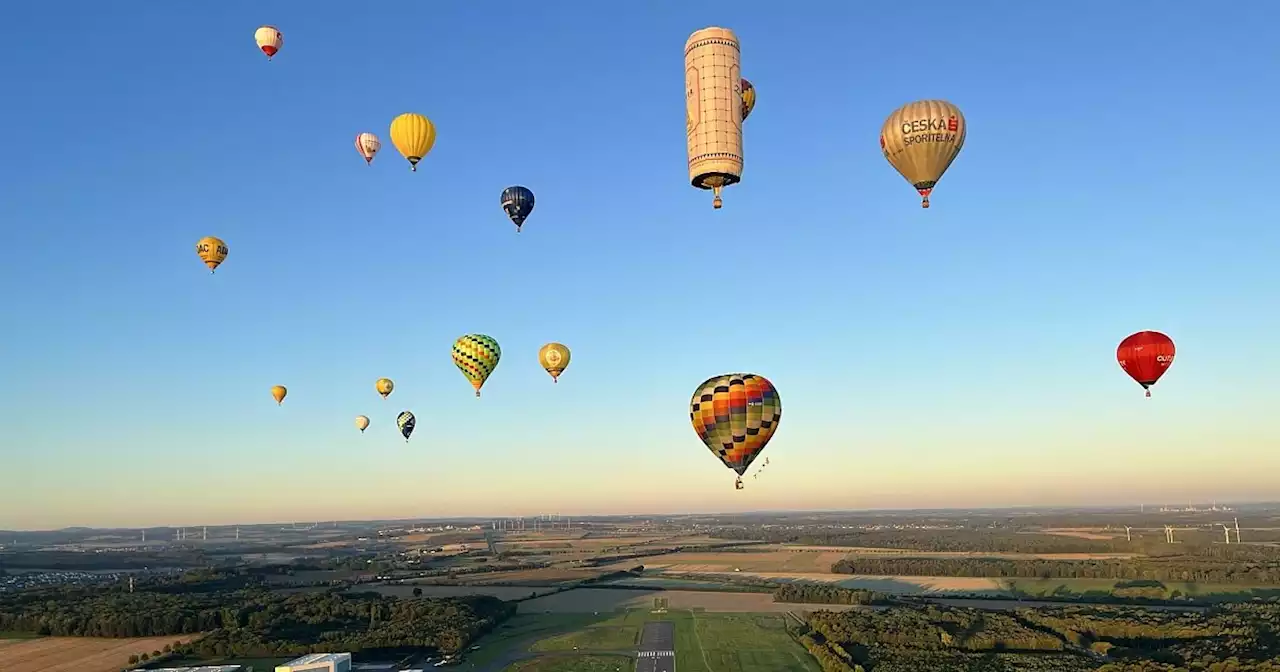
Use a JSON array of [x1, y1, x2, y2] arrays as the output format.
[[195, 236, 228, 274], [270, 385, 288, 405], [880, 99, 966, 209], [375, 378, 394, 399], [389, 113, 437, 172], [355, 415, 370, 433], [254, 26, 283, 60], [396, 411, 416, 442], [740, 78, 756, 121], [355, 133, 381, 165], [686, 27, 744, 210], [538, 343, 571, 383], [1117, 331, 1176, 398], [501, 186, 535, 233], [452, 334, 501, 397], [689, 373, 781, 490]]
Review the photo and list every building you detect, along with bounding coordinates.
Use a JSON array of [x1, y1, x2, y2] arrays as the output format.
[[136, 667, 241, 672], [276, 653, 353, 672]]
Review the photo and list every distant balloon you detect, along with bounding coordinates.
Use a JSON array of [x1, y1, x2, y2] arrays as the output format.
[[452, 334, 501, 397], [355, 415, 370, 433], [538, 342, 571, 383], [740, 79, 756, 121], [195, 236, 228, 274], [355, 133, 381, 165], [880, 99, 966, 209], [689, 373, 781, 490], [396, 411, 416, 442], [501, 186, 536, 233], [254, 26, 283, 60], [270, 385, 288, 406], [375, 378, 394, 399], [1117, 331, 1176, 398], [389, 113, 437, 172]]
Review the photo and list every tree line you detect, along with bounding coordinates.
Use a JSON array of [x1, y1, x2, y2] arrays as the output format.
[[0, 573, 513, 657], [773, 583, 892, 606], [831, 557, 1280, 585]]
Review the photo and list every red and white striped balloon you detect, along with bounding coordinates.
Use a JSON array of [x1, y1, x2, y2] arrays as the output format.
[[355, 133, 381, 165]]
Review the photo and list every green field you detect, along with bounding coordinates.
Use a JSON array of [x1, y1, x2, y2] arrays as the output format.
[[0, 631, 43, 639], [467, 609, 820, 672], [505, 655, 632, 671]]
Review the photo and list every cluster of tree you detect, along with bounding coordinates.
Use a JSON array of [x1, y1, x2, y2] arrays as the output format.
[[801, 603, 1280, 670], [831, 557, 1280, 585], [0, 577, 513, 656], [773, 583, 892, 606]]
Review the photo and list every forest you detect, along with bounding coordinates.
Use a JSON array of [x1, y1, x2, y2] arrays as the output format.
[[830, 556, 1280, 585], [773, 583, 893, 605], [794, 602, 1280, 671], [0, 572, 513, 657]]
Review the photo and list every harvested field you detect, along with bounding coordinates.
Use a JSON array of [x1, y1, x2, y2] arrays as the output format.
[[0, 635, 198, 672], [1038, 528, 1122, 540], [667, 571, 1010, 595], [358, 584, 547, 600], [766, 544, 1138, 560], [641, 551, 852, 574], [519, 588, 864, 614]]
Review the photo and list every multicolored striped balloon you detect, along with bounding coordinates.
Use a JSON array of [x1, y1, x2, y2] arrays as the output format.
[[689, 373, 781, 487], [452, 334, 501, 397]]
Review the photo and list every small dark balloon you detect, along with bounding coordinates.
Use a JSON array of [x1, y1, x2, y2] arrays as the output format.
[[501, 186, 535, 232]]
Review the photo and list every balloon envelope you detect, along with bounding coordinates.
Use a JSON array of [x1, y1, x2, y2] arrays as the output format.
[[740, 79, 756, 121], [501, 186, 535, 232], [396, 411, 416, 441], [689, 373, 781, 476], [270, 385, 287, 405], [355, 133, 381, 164], [1117, 331, 1175, 397], [355, 415, 370, 433], [389, 113, 437, 171], [375, 378, 394, 399], [254, 26, 282, 59], [880, 99, 966, 208], [452, 334, 501, 397], [196, 236, 228, 273], [538, 342, 571, 382]]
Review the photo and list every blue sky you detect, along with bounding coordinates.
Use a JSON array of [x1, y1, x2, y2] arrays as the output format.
[[1, 2, 1277, 530]]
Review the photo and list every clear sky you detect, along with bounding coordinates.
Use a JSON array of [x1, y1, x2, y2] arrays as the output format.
[[2, 3, 1277, 530]]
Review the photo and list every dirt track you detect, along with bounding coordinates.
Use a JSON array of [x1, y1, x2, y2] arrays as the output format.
[[0, 635, 198, 672]]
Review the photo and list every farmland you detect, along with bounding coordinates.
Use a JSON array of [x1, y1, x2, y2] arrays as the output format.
[[0, 635, 198, 672]]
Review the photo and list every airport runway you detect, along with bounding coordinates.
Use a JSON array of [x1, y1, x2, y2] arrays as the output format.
[[635, 621, 675, 672]]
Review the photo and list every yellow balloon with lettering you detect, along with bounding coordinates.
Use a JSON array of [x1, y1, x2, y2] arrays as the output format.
[[538, 343, 571, 383], [270, 385, 287, 405], [389, 113, 437, 172], [375, 378, 394, 399], [880, 100, 966, 209], [196, 236, 228, 274]]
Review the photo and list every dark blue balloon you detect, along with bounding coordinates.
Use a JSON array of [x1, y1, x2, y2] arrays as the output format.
[[500, 186, 535, 232]]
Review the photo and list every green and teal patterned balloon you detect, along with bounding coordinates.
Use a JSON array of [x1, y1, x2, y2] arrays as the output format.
[[452, 334, 501, 397]]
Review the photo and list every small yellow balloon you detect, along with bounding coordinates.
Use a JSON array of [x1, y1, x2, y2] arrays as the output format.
[[196, 236, 228, 274], [375, 378, 394, 399], [538, 343, 571, 383], [270, 385, 287, 405], [389, 113, 437, 172], [355, 415, 370, 433]]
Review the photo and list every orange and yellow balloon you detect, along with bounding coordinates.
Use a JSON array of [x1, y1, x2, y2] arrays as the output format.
[[389, 113, 437, 172], [538, 343, 571, 383], [270, 385, 288, 405], [689, 373, 782, 489], [375, 378, 394, 399], [195, 236, 228, 274]]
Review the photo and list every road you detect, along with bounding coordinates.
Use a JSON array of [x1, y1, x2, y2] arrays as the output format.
[[634, 621, 675, 672]]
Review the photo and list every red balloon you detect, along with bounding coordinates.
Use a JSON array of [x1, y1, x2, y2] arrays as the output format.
[[1117, 331, 1176, 398]]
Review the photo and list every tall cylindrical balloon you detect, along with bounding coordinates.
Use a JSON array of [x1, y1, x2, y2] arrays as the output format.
[[685, 27, 743, 210]]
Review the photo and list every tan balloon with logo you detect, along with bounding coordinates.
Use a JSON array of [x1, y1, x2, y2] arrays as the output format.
[[685, 27, 743, 210], [880, 100, 966, 208], [196, 236, 228, 273], [538, 343, 571, 383]]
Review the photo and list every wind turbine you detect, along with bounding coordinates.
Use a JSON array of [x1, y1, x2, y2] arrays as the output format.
[[1124, 526, 1132, 542], [1235, 518, 1241, 543], [1219, 523, 1232, 544], [1164, 525, 1174, 543]]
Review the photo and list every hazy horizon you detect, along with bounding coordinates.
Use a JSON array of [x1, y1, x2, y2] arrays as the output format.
[[3, 3, 1277, 531]]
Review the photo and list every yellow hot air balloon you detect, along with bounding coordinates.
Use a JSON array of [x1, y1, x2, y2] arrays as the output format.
[[880, 100, 966, 209], [254, 26, 283, 61], [355, 415, 370, 433], [389, 113, 437, 172], [375, 378, 394, 399], [270, 385, 287, 405], [195, 236, 228, 274], [538, 343, 571, 383]]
